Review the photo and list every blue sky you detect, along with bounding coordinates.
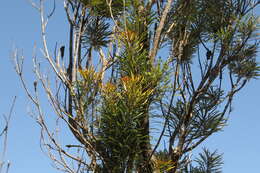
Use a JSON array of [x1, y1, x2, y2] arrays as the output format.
[[0, 1, 260, 173]]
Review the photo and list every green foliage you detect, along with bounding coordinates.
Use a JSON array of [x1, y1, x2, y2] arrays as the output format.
[[154, 149, 175, 172], [186, 148, 223, 173], [79, 0, 130, 17], [97, 77, 148, 171], [228, 45, 259, 79], [81, 17, 111, 50], [75, 67, 102, 119], [95, 35, 170, 172], [226, 15, 260, 79]]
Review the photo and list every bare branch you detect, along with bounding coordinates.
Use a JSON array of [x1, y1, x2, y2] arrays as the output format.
[[149, 0, 173, 63], [0, 97, 16, 173]]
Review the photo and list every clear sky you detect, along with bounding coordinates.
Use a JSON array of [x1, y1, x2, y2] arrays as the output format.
[[0, 1, 259, 173]]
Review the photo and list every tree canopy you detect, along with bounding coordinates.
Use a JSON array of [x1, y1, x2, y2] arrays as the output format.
[[13, 0, 260, 172]]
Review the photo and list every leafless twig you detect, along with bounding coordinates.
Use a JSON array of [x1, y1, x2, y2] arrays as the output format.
[[0, 97, 16, 173]]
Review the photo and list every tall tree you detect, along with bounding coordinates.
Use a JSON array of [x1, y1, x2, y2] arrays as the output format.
[[13, 0, 259, 172]]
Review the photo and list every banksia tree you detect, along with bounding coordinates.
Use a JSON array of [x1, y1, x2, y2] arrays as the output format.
[[13, 0, 259, 172]]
